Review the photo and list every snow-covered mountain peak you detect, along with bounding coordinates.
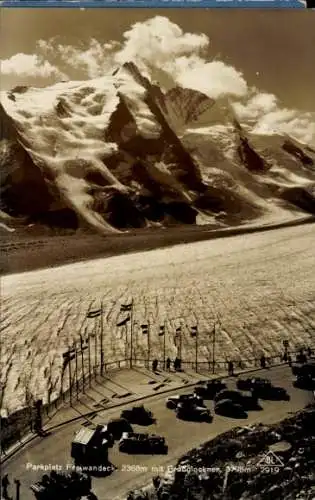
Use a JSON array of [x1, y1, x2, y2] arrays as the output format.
[[1, 65, 314, 236]]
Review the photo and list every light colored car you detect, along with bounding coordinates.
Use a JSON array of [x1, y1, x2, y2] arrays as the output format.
[[166, 393, 204, 409]]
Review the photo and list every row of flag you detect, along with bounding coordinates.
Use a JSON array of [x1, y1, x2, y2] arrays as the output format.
[[62, 334, 89, 366], [86, 304, 207, 336], [64, 303, 204, 363], [86, 303, 202, 337]]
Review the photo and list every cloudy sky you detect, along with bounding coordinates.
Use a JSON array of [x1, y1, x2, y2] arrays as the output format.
[[1, 9, 315, 143]]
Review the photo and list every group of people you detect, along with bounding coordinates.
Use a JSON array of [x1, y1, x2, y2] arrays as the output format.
[[151, 357, 182, 372], [1, 474, 20, 500], [150, 347, 313, 375]]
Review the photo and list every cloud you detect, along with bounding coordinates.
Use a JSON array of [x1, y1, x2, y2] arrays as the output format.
[[36, 17, 247, 99], [1, 53, 63, 79], [115, 16, 208, 66], [165, 57, 247, 99], [234, 92, 315, 145], [114, 16, 247, 99], [3, 16, 314, 145], [233, 93, 278, 120], [253, 108, 315, 145], [37, 38, 119, 79]]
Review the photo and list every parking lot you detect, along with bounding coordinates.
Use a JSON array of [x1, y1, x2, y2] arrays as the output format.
[[2, 365, 314, 500]]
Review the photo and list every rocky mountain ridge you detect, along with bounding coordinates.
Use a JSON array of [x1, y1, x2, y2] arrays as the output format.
[[1, 62, 314, 235]]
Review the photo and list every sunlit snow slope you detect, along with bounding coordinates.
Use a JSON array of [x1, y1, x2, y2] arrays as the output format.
[[1, 62, 315, 234]]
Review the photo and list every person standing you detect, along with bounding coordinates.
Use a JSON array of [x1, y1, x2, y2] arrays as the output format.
[[1, 474, 10, 500], [14, 479, 20, 500], [228, 361, 234, 376]]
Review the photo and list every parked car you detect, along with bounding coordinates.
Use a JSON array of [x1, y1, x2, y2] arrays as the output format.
[[194, 379, 227, 399], [293, 375, 315, 390], [120, 405, 155, 425], [30, 471, 91, 500], [214, 389, 259, 410], [236, 376, 290, 401], [214, 399, 248, 419], [252, 385, 290, 401], [106, 418, 133, 440], [119, 432, 168, 454], [176, 400, 212, 422], [166, 393, 204, 410], [71, 426, 111, 466], [292, 361, 315, 378], [237, 377, 271, 391]]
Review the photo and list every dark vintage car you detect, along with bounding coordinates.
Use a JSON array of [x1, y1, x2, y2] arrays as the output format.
[[252, 385, 290, 401], [237, 377, 290, 401], [30, 471, 91, 500], [105, 418, 133, 440], [120, 405, 155, 425], [214, 389, 259, 410], [293, 375, 315, 390], [166, 393, 204, 410], [119, 432, 168, 454], [292, 361, 315, 378], [237, 377, 271, 392], [214, 399, 248, 419], [175, 400, 212, 422], [194, 379, 227, 399]]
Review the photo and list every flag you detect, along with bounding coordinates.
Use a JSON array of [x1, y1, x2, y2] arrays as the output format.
[[79, 335, 89, 351], [190, 326, 198, 338], [116, 315, 131, 327], [120, 303, 133, 312], [63, 351, 75, 360], [175, 327, 181, 337], [174, 327, 181, 345], [62, 346, 75, 367], [87, 309, 102, 318], [159, 325, 165, 336], [141, 324, 148, 334], [209, 324, 216, 336]]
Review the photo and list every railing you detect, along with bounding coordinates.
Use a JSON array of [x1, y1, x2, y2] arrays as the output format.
[[124, 350, 307, 372], [1, 348, 313, 457], [0, 359, 128, 455]]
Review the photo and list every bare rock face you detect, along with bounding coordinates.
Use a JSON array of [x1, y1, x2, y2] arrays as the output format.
[[1, 63, 315, 235]]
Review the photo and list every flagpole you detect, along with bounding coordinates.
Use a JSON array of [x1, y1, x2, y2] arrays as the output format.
[[94, 328, 98, 380], [179, 327, 182, 360], [130, 299, 134, 369], [134, 321, 138, 365], [147, 321, 150, 370], [80, 335, 85, 394], [195, 326, 198, 373], [125, 323, 128, 362], [68, 347, 73, 406], [163, 321, 166, 370], [88, 333, 92, 388], [74, 340, 79, 400], [212, 323, 216, 375], [100, 301, 104, 376]]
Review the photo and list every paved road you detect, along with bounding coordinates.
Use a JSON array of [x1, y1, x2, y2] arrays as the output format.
[[2, 366, 313, 500]]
